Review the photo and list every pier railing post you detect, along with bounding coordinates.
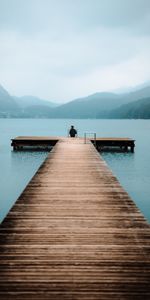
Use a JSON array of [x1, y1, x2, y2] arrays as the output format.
[[84, 133, 96, 147]]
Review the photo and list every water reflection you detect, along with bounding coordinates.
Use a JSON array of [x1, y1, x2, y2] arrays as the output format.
[[0, 150, 48, 222], [102, 151, 150, 222]]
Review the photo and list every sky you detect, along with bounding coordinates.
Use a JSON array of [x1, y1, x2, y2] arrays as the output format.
[[0, 0, 150, 103]]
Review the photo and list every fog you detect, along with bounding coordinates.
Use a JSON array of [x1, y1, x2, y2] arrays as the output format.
[[0, 0, 150, 102]]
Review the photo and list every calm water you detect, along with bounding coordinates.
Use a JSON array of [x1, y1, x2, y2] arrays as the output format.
[[0, 119, 150, 223]]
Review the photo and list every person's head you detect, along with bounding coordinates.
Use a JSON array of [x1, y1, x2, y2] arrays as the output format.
[[71, 125, 74, 129]]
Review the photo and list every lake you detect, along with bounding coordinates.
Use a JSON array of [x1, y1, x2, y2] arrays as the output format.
[[0, 118, 150, 223]]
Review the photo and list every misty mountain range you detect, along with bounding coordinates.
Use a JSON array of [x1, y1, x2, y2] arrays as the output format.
[[0, 83, 150, 119]]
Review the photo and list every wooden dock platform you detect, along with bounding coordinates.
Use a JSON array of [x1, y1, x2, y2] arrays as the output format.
[[0, 138, 149, 299], [90, 137, 135, 152], [11, 136, 59, 150], [11, 136, 135, 152]]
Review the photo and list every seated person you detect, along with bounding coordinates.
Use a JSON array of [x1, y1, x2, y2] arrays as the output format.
[[69, 125, 77, 137]]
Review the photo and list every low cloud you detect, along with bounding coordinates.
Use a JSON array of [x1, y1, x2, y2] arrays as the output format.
[[0, 0, 150, 101]]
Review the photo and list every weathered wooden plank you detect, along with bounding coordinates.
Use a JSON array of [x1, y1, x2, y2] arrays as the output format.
[[0, 137, 149, 299], [11, 136, 59, 150]]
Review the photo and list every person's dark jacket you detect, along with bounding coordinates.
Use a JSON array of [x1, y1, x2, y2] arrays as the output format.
[[69, 128, 77, 137]]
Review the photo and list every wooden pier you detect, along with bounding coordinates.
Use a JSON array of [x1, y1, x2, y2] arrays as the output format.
[[11, 136, 135, 152], [11, 136, 59, 150], [90, 137, 135, 152], [0, 138, 149, 299]]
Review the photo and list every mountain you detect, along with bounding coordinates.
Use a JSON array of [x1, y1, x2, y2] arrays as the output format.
[[0, 84, 58, 118], [14, 95, 58, 109], [1, 83, 150, 118], [121, 86, 150, 103], [23, 105, 53, 118], [50, 92, 122, 118], [48, 86, 150, 119], [110, 97, 150, 119], [0, 84, 19, 116]]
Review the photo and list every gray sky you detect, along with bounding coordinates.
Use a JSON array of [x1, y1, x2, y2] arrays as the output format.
[[0, 0, 150, 102]]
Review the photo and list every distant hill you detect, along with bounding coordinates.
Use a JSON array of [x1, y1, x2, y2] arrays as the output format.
[[121, 86, 150, 102], [110, 97, 150, 119], [51, 87, 150, 118], [1, 83, 150, 118], [23, 105, 53, 118], [50, 93, 122, 118], [0, 84, 19, 116], [14, 95, 58, 109], [0, 84, 58, 118]]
